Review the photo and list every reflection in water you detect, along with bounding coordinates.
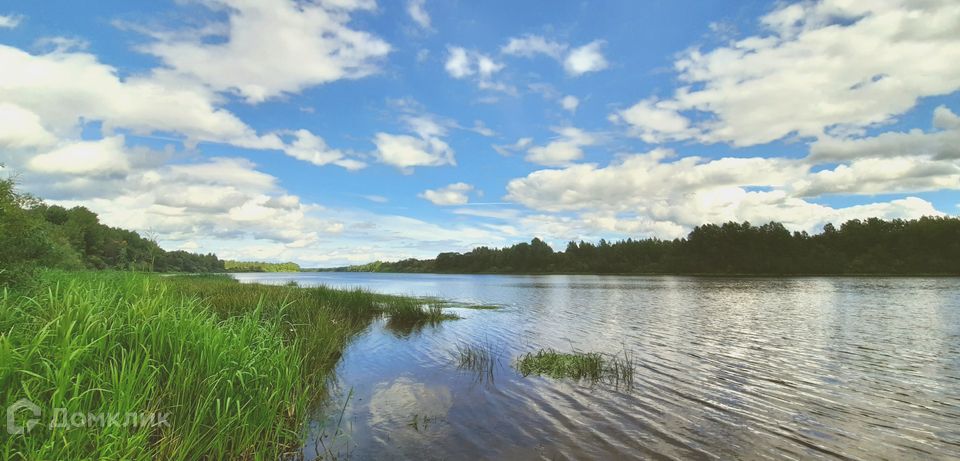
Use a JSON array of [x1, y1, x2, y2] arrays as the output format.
[[234, 273, 960, 460]]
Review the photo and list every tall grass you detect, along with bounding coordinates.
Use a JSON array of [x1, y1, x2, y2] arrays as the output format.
[[0, 271, 454, 460], [454, 341, 502, 384], [515, 348, 635, 388], [383, 299, 459, 336]]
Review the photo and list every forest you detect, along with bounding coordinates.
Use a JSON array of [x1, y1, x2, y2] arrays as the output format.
[[224, 260, 301, 272], [337, 218, 960, 275], [1, 176, 224, 286]]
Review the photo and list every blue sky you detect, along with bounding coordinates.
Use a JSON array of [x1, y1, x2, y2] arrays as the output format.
[[1, 0, 959, 266]]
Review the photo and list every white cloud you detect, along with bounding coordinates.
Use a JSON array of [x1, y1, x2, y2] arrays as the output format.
[[810, 106, 960, 162], [493, 137, 532, 156], [363, 194, 388, 203], [28, 136, 132, 175], [470, 120, 495, 137], [0, 14, 22, 29], [0, 44, 278, 148], [452, 207, 519, 220], [563, 41, 608, 76], [373, 133, 454, 171], [501, 35, 609, 78], [501, 34, 567, 59], [406, 0, 431, 30], [611, 98, 694, 143], [506, 147, 952, 238], [370, 103, 463, 171], [419, 182, 474, 205], [0, 43, 369, 171], [560, 95, 579, 113], [934, 105, 960, 130], [0, 103, 57, 148], [444, 46, 472, 78], [444, 46, 507, 92], [525, 127, 597, 166], [140, 0, 391, 103], [794, 157, 960, 197], [283, 129, 366, 170], [619, 0, 960, 146]]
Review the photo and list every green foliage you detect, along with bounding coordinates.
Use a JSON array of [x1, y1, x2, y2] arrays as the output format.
[[344, 218, 960, 275], [224, 260, 301, 272], [0, 271, 434, 459], [0, 177, 224, 287], [0, 177, 82, 287]]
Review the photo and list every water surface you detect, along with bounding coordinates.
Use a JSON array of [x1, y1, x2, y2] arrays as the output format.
[[233, 273, 960, 460]]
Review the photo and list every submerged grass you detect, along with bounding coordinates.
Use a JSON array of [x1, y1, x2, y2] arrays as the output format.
[[454, 341, 502, 383], [515, 348, 635, 388], [0, 270, 456, 460]]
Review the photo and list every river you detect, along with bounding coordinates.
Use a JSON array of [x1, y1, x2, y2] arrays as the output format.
[[232, 272, 960, 460]]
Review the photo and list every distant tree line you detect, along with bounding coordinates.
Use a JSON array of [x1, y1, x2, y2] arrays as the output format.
[[224, 260, 301, 272], [1, 176, 224, 286], [335, 218, 960, 275]]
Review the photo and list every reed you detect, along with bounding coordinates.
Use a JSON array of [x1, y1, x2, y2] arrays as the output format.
[[515, 348, 635, 388], [0, 270, 450, 460], [454, 341, 502, 383]]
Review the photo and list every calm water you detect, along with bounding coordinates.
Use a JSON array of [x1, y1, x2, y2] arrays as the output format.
[[232, 273, 960, 460]]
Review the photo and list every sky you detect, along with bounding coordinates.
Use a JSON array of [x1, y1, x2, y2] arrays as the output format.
[[1, 0, 959, 266]]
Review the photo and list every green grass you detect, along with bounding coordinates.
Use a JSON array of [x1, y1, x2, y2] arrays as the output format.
[[383, 299, 459, 336], [515, 348, 635, 388], [460, 304, 501, 310], [0, 270, 456, 460], [454, 341, 501, 383]]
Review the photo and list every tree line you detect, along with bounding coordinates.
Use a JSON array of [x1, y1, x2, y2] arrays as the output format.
[[335, 218, 960, 275], [1, 177, 224, 286], [224, 260, 301, 272]]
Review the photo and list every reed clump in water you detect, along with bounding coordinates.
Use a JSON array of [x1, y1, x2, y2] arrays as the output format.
[[384, 299, 459, 336], [515, 348, 635, 387], [454, 340, 502, 383], [0, 271, 452, 460]]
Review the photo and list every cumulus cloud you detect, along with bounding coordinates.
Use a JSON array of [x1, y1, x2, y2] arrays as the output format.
[[371, 106, 462, 171], [373, 133, 454, 172], [444, 46, 503, 79], [563, 41, 608, 76], [501, 35, 609, 77], [0, 103, 57, 148], [811, 106, 960, 162], [444, 46, 510, 93], [493, 137, 532, 156], [0, 43, 372, 171], [419, 182, 474, 205], [617, 0, 960, 146], [501, 34, 567, 59], [794, 157, 960, 197], [139, 0, 391, 103], [283, 129, 366, 170], [506, 148, 951, 237], [0, 44, 279, 148], [610, 98, 694, 143], [406, 0, 431, 30], [560, 95, 579, 113], [28, 136, 132, 175], [525, 127, 598, 166], [0, 14, 22, 29]]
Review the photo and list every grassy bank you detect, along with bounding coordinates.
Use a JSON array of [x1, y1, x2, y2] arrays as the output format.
[[0, 271, 450, 460]]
